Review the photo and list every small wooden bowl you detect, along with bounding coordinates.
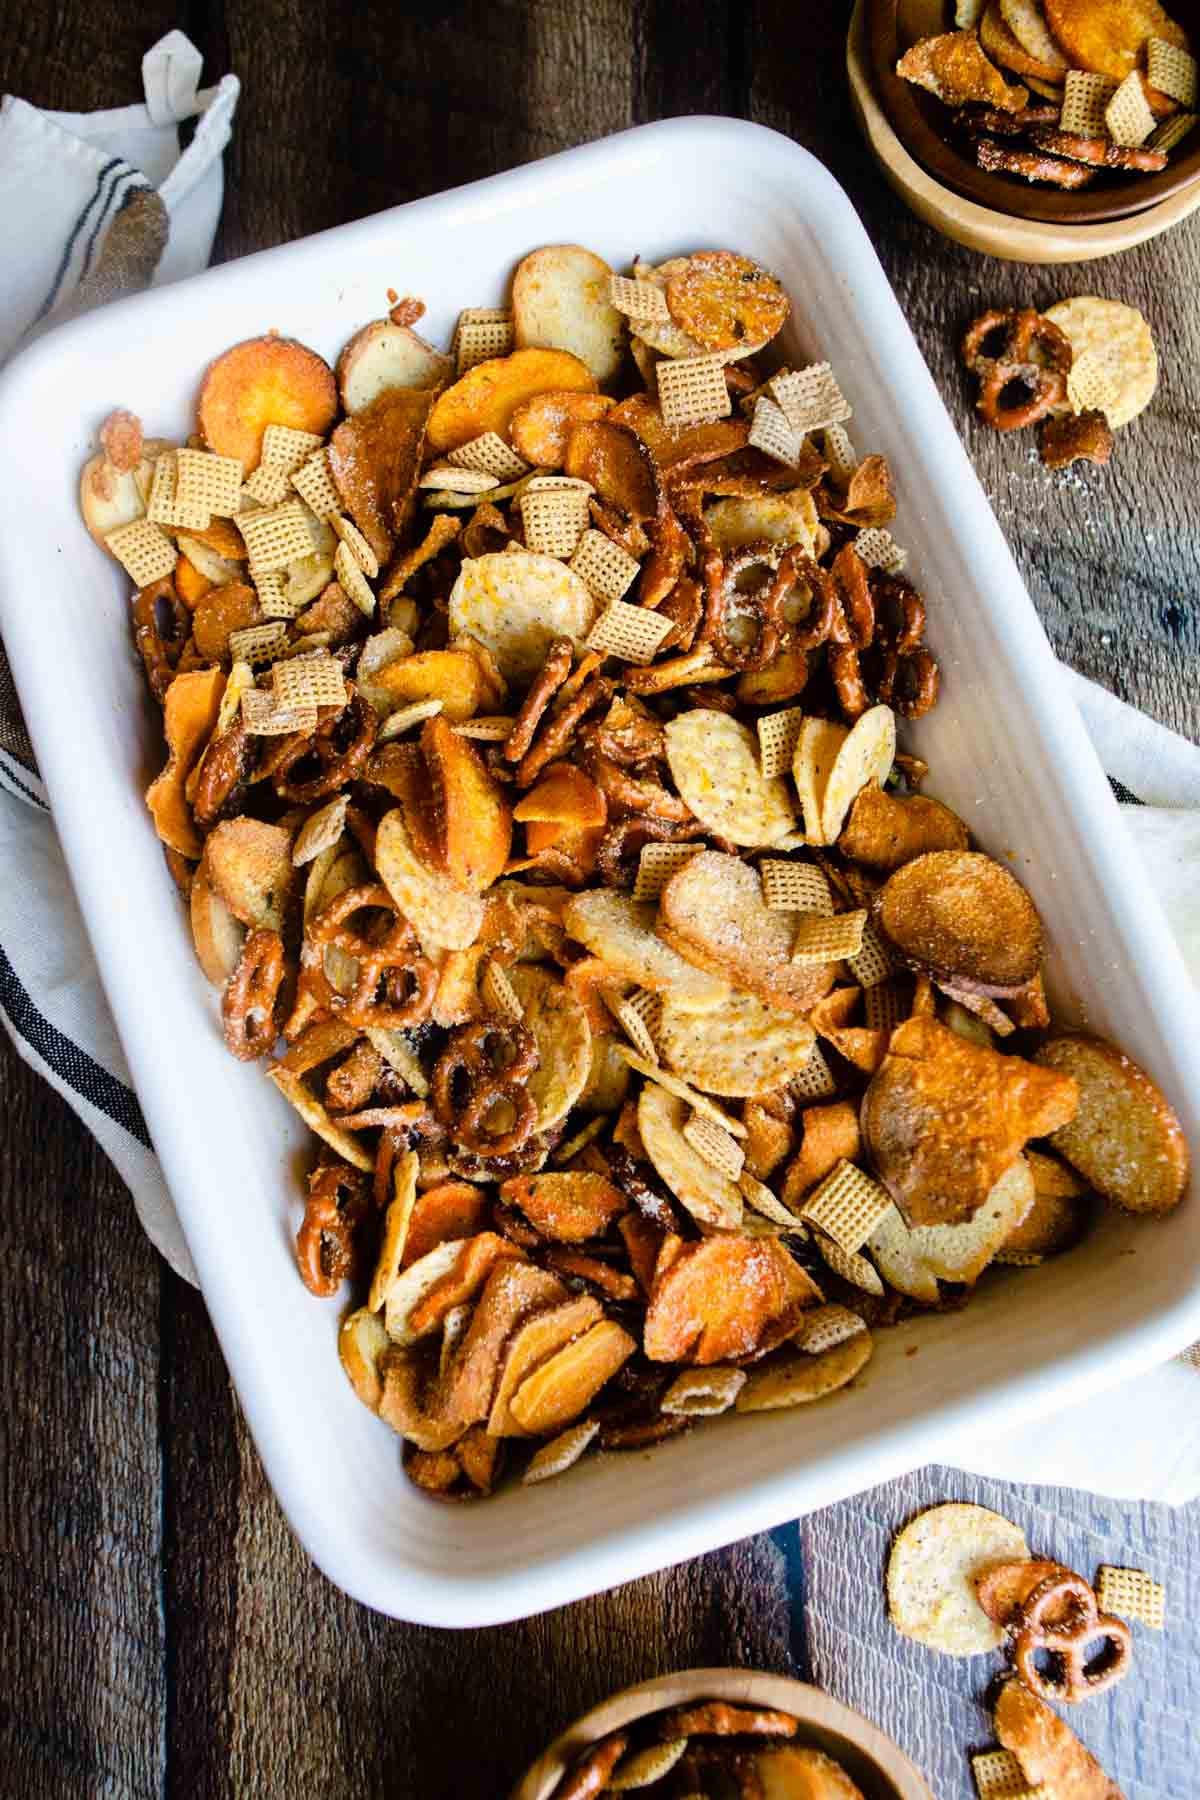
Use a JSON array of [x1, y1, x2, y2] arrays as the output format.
[[867, 0, 1200, 225], [510, 1668, 935, 1800], [848, 0, 1200, 259]]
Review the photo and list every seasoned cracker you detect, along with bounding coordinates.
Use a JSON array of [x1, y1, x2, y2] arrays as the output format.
[[748, 395, 803, 467], [760, 860, 834, 915], [238, 498, 314, 574], [331, 512, 380, 577], [619, 1047, 746, 1137], [377, 699, 445, 742], [658, 989, 816, 1099], [789, 1042, 839, 1101], [174, 447, 243, 518], [970, 1748, 1039, 1799], [335, 538, 377, 616], [1060, 70, 1117, 138], [656, 353, 733, 431], [292, 795, 349, 866], [290, 447, 342, 518], [683, 1110, 746, 1180], [570, 529, 641, 604], [1105, 70, 1155, 146], [273, 653, 348, 710], [481, 958, 524, 1023], [637, 1081, 743, 1228], [661, 1365, 746, 1416], [791, 909, 866, 963], [454, 308, 515, 373], [519, 487, 590, 558], [853, 527, 907, 574], [664, 711, 796, 847], [521, 1418, 599, 1484], [1095, 1565, 1165, 1628], [887, 1502, 1029, 1656], [756, 706, 805, 779], [1044, 296, 1158, 428], [632, 840, 702, 902], [585, 598, 672, 664], [228, 621, 289, 666], [446, 432, 528, 482], [105, 517, 177, 586], [609, 274, 670, 322], [801, 1158, 893, 1253], [1147, 37, 1197, 107], [770, 362, 851, 434]]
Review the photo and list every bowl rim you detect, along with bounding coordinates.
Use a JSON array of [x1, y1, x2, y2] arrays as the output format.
[[866, 0, 1200, 224], [509, 1668, 936, 1800]]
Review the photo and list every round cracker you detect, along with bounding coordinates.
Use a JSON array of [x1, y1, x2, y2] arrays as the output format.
[[735, 1330, 873, 1412], [374, 808, 484, 951], [887, 1502, 1030, 1655], [637, 1081, 743, 1228], [665, 251, 790, 356], [704, 492, 817, 557], [665, 711, 796, 847], [658, 987, 816, 1097], [1043, 297, 1157, 429], [820, 705, 896, 844], [508, 963, 591, 1131], [447, 552, 598, 681]]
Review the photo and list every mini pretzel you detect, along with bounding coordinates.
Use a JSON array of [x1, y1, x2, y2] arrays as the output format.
[[305, 883, 437, 1029], [825, 543, 878, 720], [295, 1161, 370, 1298], [708, 545, 793, 671], [871, 574, 940, 720], [193, 718, 254, 828], [132, 579, 191, 701], [503, 635, 573, 764], [271, 690, 378, 801], [514, 675, 610, 787], [431, 1019, 540, 1156], [582, 747, 692, 823], [1012, 1571, 1133, 1704], [222, 928, 285, 1061], [962, 307, 1073, 433], [975, 137, 1098, 189]]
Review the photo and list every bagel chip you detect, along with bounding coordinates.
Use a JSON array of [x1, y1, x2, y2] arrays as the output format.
[[665, 711, 796, 847], [887, 1502, 1030, 1655]]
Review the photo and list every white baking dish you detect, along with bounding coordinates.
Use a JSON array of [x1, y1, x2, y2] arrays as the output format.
[[0, 118, 1195, 1627]]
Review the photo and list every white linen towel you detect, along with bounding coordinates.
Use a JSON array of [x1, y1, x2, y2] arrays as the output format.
[[0, 37, 1195, 1506]]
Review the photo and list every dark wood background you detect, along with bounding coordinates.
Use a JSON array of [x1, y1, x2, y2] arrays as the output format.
[[1, 5, 1197, 1796]]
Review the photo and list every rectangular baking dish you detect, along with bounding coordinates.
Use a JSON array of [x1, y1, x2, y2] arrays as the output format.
[[0, 118, 1195, 1626]]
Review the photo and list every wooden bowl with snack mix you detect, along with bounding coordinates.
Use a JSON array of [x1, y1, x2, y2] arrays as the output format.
[[511, 1669, 934, 1800], [868, 0, 1200, 224]]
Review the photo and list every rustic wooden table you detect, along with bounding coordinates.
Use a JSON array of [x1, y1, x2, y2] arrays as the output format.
[[1, 5, 1197, 1796]]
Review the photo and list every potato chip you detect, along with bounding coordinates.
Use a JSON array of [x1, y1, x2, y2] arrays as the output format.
[[659, 852, 835, 1018], [636, 1083, 744, 1228], [292, 795, 348, 866], [623, 1049, 745, 1138], [1094, 1564, 1165, 1628], [105, 517, 178, 587], [1105, 69, 1155, 145], [658, 988, 816, 1099], [585, 598, 672, 664], [376, 699, 445, 743], [770, 363, 851, 434], [268, 1066, 374, 1173], [1035, 1033, 1187, 1216], [665, 711, 795, 847], [887, 1502, 1030, 1656], [508, 963, 591, 1131], [876, 851, 1043, 993], [447, 552, 597, 680], [367, 1149, 420, 1312], [563, 890, 728, 1010], [705, 491, 818, 558], [802, 1160, 894, 1254], [570, 529, 641, 603], [820, 706, 896, 842], [522, 1418, 599, 1483], [756, 706, 805, 779], [660, 1365, 746, 1417], [1044, 297, 1157, 429], [736, 1329, 872, 1412], [656, 354, 733, 432], [791, 717, 847, 847], [510, 1317, 635, 1435], [375, 806, 484, 951], [683, 1110, 745, 1180]]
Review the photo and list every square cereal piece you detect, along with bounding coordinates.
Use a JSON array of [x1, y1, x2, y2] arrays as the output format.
[[993, 1249, 1044, 1266], [632, 840, 702, 902], [522, 1419, 599, 1485], [147, 451, 210, 531], [847, 920, 894, 988], [770, 362, 852, 434], [791, 909, 867, 963], [524, 473, 593, 494], [1106, 70, 1155, 145], [799, 1304, 867, 1355], [657, 353, 732, 431], [683, 1110, 745, 1180], [757, 706, 805, 779], [331, 512, 380, 578], [377, 699, 445, 742], [334, 539, 377, 616], [273, 652, 348, 710], [740, 1171, 805, 1228], [748, 396, 803, 467], [105, 517, 178, 587], [229, 621, 289, 667], [586, 598, 672, 664], [1060, 69, 1118, 137], [254, 570, 307, 620], [238, 498, 314, 574], [241, 686, 317, 735], [453, 715, 515, 741], [822, 422, 859, 485], [1095, 1565, 1165, 1628], [174, 447, 243, 518], [482, 959, 525, 1024], [1149, 109, 1198, 153], [816, 1234, 884, 1295], [1147, 37, 1196, 108], [661, 1365, 745, 1417], [292, 795, 349, 866], [606, 989, 661, 1063], [760, 860, 834, 915], [446, 432, 528, 482], [863, 979, 907, 1035], [789, 1043, 838, 1101], [243, 463, 291, 507], [521, 487, 589, 558], [970, 1748, 1040, 1800], [854, 527, 907, 574], [291, 447, 342, 519], [1067, 349, 1121, 419], [260, 424, 325, 473], [570, 529, 641, 603], [802, 1158, 894, 1253], [609, 274, 670, 322], [455, 309, 515, 373]]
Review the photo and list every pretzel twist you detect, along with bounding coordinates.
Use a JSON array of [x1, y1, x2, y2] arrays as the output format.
[[306, 883, 437, 1029], [1012, 1571, 1133, 1704], [295, 1161, 371, 1297], [222, 928, 285, 1061], [431, 1020, 540, 1157], [271, 691, 377, 802]]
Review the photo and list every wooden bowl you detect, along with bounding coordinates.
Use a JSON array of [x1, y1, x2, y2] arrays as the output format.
[[510, 1668, 935, 1800], [848, 0, 1200, 259], [867, 0, 1200, 224]]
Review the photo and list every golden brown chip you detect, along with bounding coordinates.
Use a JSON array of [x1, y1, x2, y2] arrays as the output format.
[[144, 667, 225, 859], [435, 1261, 565, 1429], [1043, 0, 1187, 83], [488, 1293, 603, 1435], [500, 1170, 625, 1242], [202, 815, 296, 931], [421, 713, 512, 893], [862, 1015, 1079, 1227], [782, 1101, 863, 1207], [328, 386, 436, 566], [643, 1233, 819, 1365], [509, 390, 614, 468], [1035, 1034, 1188, 1216], [426, 347, 597, 454], [198, 336, 337, 471], [994, 1676, 1124, 1799], [753, 1748, 866, 1800], [838, 785, 969, 872], [664, 251, 790, 356], [875, 851, 1043, 994], [508, 1318, 635, 1436], [564, 419, 657, 519], [897, 28, 1029, 108]]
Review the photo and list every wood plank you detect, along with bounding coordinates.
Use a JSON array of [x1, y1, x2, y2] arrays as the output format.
[[0, 1039, 165, 1798]]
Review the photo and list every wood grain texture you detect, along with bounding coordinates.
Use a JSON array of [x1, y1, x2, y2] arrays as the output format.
[[0, 3, 1197, 1798]]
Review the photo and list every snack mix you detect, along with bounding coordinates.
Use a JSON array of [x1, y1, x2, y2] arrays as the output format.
[[82, 240, 1188, 1503]]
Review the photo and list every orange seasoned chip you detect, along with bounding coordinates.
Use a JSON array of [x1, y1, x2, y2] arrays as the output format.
[[664, 251, 789, 356], [656, 353, 733, 431], [513, 762, 605, 828], [644, 1233, 817, 1364], [199, 336, 337, 471], [501, 1170, 626, 1244]]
